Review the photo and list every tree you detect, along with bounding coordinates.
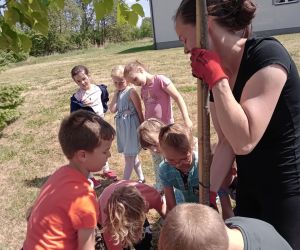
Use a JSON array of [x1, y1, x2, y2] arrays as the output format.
[[0, 0, 145, 52], [139, 17, 153, 38]]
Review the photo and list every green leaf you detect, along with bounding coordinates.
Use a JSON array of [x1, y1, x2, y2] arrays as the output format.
[[93, 1, 106, 21], [103, 0, 114, 13], [131, 3, 144, 17], [33, 18, 49, 35], [82, 0, 92, 4], [0, 35, 10, 50], [128, 11, 138, 26], [118, 2, 130, 21], [4, 7, 20, 25], [19, 34, 32, 52], [53, 0, 65, 10]]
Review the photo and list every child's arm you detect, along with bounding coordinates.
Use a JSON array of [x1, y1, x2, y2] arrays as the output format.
[[164, 186, 176, 213], [164, 83, 193, 128], [109, 91, 118, 113], [219, 193, 234, 220], [77, 228, 95, 250], [130, 88, 144, 123], [218, 164, 236, 220]]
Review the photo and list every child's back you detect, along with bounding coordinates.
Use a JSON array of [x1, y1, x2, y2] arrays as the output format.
[[23, 166, 98, 249]]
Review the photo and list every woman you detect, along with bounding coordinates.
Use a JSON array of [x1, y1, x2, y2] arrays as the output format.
[[174, 0, 300, 248]]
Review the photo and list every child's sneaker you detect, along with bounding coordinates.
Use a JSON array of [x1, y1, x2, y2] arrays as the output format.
[[88, 177, 102, 189], [101, 170, 118, 180], [138, 179, 146, 183]]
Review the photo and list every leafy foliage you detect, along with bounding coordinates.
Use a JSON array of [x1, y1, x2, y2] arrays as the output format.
[[0, 50, 28, 67], [0, 0, 145, 52], [0, 85, 24, 132], [139, 17, 153, 38]]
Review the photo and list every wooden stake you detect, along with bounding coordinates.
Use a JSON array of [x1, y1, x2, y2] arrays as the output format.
[[196, 0, 211, 205]]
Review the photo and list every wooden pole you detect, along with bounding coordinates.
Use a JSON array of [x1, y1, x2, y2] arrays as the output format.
[[196, 0, 211, 205]]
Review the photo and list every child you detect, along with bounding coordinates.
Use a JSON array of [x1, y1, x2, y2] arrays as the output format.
[[22, 110, 116, 250], [99, 180, 166, 250], [70, 65, 117, 185], [158, 203, 292, 250], [123, 60, 193, 128], [138, 118, 165, 191], [109, 65, 145, 182], [71, 65, 105, 117], [140, 120, 234, 218], [158, 123, 199, 212]]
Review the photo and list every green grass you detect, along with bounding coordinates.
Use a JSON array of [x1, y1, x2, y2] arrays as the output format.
[[0, 34, 299, 249]]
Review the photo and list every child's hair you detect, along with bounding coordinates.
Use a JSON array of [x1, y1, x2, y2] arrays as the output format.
[[159, 123, 193, 154], [123, 60, 148, 78], [138, 118, 166, 149], [58, 110, 115, 159], [104, 185, 147, 247], [111, 65, 125, 78], [71, 65, 89, 78], [158, 203, 229, 250]]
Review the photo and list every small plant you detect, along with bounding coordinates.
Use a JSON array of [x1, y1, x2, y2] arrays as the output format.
[[0, 85, 24, 133]]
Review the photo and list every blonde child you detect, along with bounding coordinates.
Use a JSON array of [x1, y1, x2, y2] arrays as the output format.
[[109, 65, 145, 182], [99, 180, 166, 250], [124, 60, 193, 128], [23, 110, 115, 250], [138, 118, 165, 191], [70, 65, 117, 186], [158, 203, 292, 250]]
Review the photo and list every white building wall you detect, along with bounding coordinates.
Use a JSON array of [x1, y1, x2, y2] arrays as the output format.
[[150, 0, 182, 49], [150, 0, 300, 49], [253, 1, 300, 35]]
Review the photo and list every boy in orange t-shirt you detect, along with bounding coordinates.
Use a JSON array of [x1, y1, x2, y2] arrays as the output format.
[[22, 110, 115, 250]]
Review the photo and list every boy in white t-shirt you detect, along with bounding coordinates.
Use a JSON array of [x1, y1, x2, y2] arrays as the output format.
[[70, 65, 117, 186]]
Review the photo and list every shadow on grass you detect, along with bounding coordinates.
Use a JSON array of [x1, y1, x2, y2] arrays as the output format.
[[118, 44, 154, 54], [24, 175, 50, 188]]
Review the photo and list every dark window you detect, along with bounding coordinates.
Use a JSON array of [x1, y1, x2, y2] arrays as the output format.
[[273, 0, 299, 5]]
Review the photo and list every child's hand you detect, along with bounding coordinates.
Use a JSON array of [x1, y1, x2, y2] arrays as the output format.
[[190, 48, 228, 89], [82, 98, 92, 105]]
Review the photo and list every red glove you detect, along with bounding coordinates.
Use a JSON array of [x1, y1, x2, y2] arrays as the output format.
[[210, 191, 218, 211], [190, 48, 228, 89]]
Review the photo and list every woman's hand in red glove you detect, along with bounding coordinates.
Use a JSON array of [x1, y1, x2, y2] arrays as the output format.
[[190, 48, 229, 89]]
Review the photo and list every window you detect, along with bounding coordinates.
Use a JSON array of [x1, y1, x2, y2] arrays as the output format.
[[273, 0, 299, 5]]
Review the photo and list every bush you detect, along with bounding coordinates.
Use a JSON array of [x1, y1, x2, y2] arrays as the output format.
[[0, 51, 28, 67], [0, 85, 24, 133]]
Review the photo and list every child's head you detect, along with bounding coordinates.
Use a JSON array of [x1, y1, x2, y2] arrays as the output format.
[[71, 65, 92, 90], [124, 60, 148, 86], [58, 110, 115, 171], [111, 65, 128, 91], [159, 123, 194, 172], [158, 203, 229, 250], [104, 185, 147, 248], [137, 118, 166, 153]]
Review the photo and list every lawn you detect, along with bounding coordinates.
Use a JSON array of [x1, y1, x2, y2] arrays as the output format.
[[0, 34, 299, 249]]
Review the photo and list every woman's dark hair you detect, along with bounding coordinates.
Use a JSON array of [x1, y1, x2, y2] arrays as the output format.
[[175, 0, 256, 32]]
